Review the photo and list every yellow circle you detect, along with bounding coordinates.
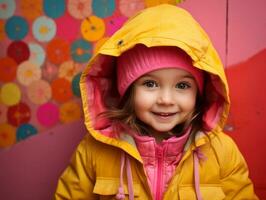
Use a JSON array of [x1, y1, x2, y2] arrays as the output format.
[[60, 101, 81, 123], [93, 37, 109, 55], [0, 123, 16, 148], [0, 83, 21, 106], [81, 15, 105, 42]]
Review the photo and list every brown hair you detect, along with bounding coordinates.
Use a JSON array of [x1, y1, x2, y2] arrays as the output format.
[[98, 83, 207, 143]]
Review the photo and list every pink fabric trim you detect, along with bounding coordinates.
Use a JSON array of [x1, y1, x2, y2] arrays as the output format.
[[134, 129, 190, 199]]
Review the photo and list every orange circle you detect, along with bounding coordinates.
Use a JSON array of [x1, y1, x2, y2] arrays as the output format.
[[0, 123, 16, 148], [47, 38, 71, 65], [81, 15, 105, 42], [0, 57, 17, 82], [59, 101, 81, 123], [51, 78, 73, 103], [20, 0, 43, 21], [144, 0, 177, 7]]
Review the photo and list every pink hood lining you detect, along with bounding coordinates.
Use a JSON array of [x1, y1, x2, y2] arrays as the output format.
[[84, 54, 226, 135]]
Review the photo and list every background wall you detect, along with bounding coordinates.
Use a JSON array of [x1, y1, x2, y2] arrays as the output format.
[[0, 0, 265, 199]]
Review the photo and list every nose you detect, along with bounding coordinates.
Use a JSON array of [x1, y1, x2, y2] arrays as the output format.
[[157, 88, 175, 105]]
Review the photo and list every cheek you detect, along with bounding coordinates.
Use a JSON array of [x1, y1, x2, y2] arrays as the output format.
[[178, 93, 197, 110], [133, 90, 154, 112]]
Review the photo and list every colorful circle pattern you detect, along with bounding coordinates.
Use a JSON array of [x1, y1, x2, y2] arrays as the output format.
[[17, 61, 41, 86], [71, 38, 92, 63], [81, 15, 105, 42], [72, 73, 81, 97], [37, 102, 59, 127], [7, 102, 31, 127], [0, 83, 21, 106], [7, 40, 30, 64], [43, 0, 66, 19], [28, 43, 46, 67], [0, 0, 16, 19], [0, 0, 175, 147], [27, 79, 52, 105], [92, 0, 115, 18], [16, 123, 37, 141], [32, 16, 56, 42], [51, 78, 73, 103], [5, 16, 29, 40], [0, 123, 16, 148], [47, 38, 70, 64], [67, 0, 92, 19], [0, 57, 17, 82]]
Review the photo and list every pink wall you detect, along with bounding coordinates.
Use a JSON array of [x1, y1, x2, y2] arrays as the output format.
[[0, 1, 266, 199], [227, 0, 266, 65], [225, 0, 266, 198], [0, 120, 86, 200]]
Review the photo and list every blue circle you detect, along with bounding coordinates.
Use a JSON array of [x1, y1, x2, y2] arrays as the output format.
[[32, 16, 56, 42], [92, 0, 115, 18], [43, 0, 66, 19], [71, 38, 92, 63], [72, 73, 81, 97], [16, 123, 38, 141], [5, 16, 29, 40]]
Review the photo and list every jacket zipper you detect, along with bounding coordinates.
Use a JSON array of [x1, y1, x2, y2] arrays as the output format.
[[155, 147, 164, 200]]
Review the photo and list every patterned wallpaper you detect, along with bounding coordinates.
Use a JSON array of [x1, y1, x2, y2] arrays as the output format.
[[0, 0, 182, 148]]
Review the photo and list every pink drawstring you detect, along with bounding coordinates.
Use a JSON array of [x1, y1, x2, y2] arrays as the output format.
[[193, 148, 207, 200], [126, 156, 134, 200], [116, 152, 126, 200], [116, 152, 134, 200]]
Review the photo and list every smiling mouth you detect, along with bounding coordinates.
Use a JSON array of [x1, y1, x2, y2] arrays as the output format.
[[152, 112, 177, 117]]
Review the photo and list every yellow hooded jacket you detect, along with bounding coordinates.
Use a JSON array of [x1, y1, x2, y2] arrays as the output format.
[[54, 4, 258, 200]]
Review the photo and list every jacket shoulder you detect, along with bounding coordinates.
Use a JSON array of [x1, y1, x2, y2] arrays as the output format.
[[209, 131, 248, 177]]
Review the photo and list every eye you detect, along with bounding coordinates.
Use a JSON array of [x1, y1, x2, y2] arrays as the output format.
[[143, 80, 158, 88], [176, 82, 191, 89]]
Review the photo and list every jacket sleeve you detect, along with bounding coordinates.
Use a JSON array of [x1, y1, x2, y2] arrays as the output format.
[[54, 135, 98, 200], [218, 134, 258, 200]]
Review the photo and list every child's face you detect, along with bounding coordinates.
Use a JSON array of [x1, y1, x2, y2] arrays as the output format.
[[133, 68, 198, 140]]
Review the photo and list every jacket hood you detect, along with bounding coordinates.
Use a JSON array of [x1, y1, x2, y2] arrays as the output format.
[[80, 4, 230, 158]]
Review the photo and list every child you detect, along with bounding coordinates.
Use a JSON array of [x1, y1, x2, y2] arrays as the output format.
[[54, 4, 258, 200]]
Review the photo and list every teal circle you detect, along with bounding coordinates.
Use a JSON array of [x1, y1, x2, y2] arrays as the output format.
[[92, 0, 115, 18], [71, 38, 92, 63], [72, 73, 81, 97], [32, 16, 56, 42], [0, 0, 16, 19], [43, 0, 66, 19], [5, 16, 29, 40], [16, 123, 38, 141]]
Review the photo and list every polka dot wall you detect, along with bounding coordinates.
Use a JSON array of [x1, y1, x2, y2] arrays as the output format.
[[0, 0, 182, 148]]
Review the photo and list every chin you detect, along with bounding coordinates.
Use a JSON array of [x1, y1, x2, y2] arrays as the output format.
[[151, 126, 175, 134]]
